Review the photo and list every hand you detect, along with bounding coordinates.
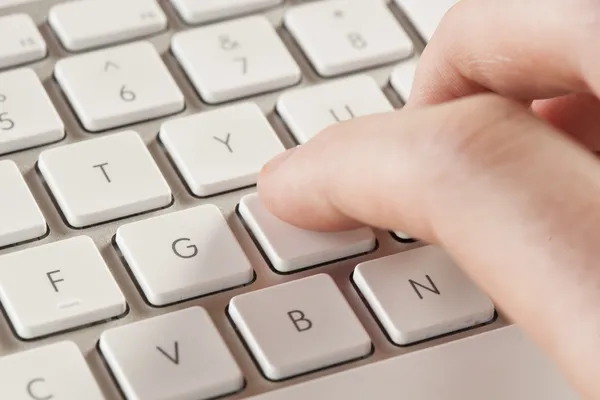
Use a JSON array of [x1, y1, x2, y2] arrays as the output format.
[[257, 0, 600, 398]]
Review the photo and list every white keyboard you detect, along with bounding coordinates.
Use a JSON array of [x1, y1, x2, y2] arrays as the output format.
[[0, 1, 578, 399]]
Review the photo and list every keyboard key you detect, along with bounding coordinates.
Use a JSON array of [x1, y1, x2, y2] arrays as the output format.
[[284, 0, 413, 77], [0, 14, 46, 70], [392, 231, 415, 242], [38, 130, 172, 228], [171, 0, 282, 25], [0, 341, 105, 400], [394, 0, 459, 41], [229, 274, 371, 380], [390, 59, 418, 102], [0, 160, 46, 248], [172, 15, 301, 104], [277, 75, 393, 144], [238, 193, 376, 273], [100, 307, 244, 400], [392, 231, 414, 242], [354, 246, 495, 345], [0, 236, 126, 339], [49, 0, 167, 52], [0, 0, 39, 9], [116, 204, 254, 306], [0, 68, 65, 155], [245, 325, 578, 400], [160, 103, 285, 197], [54, 41, 184, 132]]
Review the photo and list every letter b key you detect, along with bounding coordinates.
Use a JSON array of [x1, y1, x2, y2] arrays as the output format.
[[229, 274, 372, 380]]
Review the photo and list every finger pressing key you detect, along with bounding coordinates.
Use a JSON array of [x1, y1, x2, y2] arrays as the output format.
[[258, 94, 600, 399]]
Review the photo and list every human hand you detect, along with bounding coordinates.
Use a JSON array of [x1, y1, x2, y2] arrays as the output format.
[[257, 0, 600, 398]]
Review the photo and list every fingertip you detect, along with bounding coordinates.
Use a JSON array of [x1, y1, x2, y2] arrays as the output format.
[[256, 148, 295, 220], [257, 141, 363, 232], [260, 146, 298, 176], [257, 146, 315, 229]]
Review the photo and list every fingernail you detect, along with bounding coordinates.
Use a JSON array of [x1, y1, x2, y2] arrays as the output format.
[[262, 147, 297, 174]]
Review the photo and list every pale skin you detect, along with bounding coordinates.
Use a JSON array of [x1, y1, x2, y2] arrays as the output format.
[[256, 0, 600, 398]]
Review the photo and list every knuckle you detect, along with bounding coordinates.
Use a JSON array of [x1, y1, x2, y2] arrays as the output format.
[[428, 94, 527, 162], [422, 93, 534, 196]]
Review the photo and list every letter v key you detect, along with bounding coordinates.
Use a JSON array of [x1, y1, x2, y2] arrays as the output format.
[[156, 341, 180, 365]]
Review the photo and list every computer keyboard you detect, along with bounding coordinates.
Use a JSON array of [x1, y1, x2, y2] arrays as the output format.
[[0, 0, 580, 399]]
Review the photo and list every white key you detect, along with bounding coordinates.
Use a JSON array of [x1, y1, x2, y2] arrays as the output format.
[[116, 204, 254, 306], [0, 161, 46, 248], [54, 41, 184, 132], [0, 0, 39, 9], [277, 75, 393, 144], [0, 68, 64, 155], [171, 0, 282, 25], [49, 0, 167, 52], [354, 246, 495, 345], [390, 59, 418, 102], [100, 307, 244, 400], [392, 231, 414, 242], [0, 14, 46, 70], [172, 15, 301, 104], [230, 274, 371, 380], [238, 193, 376, 273], [160, 103, 285, 197], [0, 236, 126, 339], [284, 0, 413, 77], [246, 325, 578, 400], [394, 0, 459, 41], [38, 130, 172, 228], [0, 341, 105, 400]]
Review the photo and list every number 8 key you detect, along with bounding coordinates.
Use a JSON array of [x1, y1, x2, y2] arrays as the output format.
[[285, 0, 415, 77]]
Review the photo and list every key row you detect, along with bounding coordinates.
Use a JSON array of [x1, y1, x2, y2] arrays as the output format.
[[1, 0, 459, 75], [1, 0, 458, 56], [1, 54, 415, 153], [2, 0, 414, 106], [0, 59, 416, 156], [0, 194, 492, 340], [0, 245, 495, 398], [1, 71, 416, 233]]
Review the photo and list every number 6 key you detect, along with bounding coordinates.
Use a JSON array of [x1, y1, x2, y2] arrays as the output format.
[[54, 41, 184, 132]]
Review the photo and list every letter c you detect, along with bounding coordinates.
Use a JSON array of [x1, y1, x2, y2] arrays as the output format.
[[172, 238, 198, 259], [27, 377, 53, 400]]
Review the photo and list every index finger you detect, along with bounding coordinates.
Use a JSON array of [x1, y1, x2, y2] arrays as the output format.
[[258, 95, 600, 398]]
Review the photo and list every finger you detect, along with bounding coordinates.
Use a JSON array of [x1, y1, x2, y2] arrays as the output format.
[[409, 0, 595, 104], [532, 93, 600, 150], [407, 0, 600, 149], [258, 94, 600, 398]]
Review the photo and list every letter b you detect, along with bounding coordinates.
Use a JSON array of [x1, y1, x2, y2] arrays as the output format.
[[287, 310, 312, 332]]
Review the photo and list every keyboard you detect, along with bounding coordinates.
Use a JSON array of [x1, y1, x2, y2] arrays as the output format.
[[0, 0, 579, 399]]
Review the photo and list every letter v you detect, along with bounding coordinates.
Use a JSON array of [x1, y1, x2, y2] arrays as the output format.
[[156, 341, 180, 365]]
